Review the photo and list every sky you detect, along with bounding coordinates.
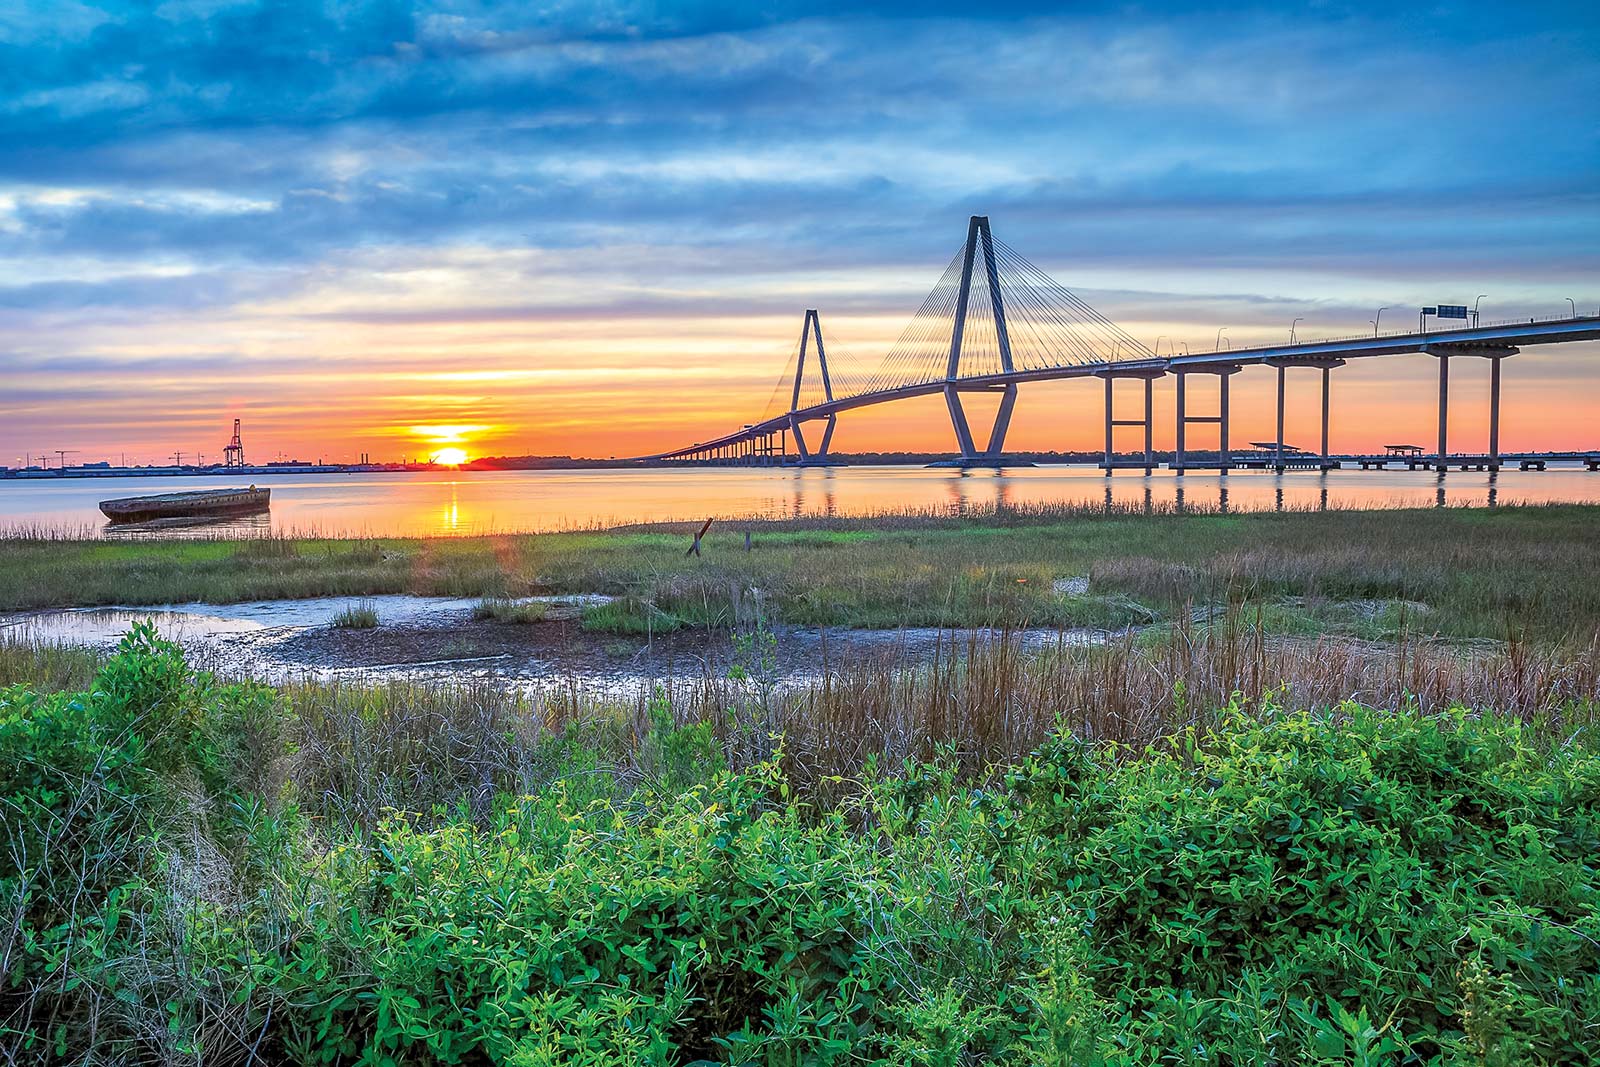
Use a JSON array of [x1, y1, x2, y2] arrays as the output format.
[[1, 0, 1597, 466]]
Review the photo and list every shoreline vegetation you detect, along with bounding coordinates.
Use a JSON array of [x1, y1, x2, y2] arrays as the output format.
[[2, 627, 1597, 1063], [2, 503, 1599, 642], [4, 502, 1599, 1062]]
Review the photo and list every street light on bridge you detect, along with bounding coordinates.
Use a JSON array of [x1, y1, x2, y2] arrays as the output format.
[[1472, 295, 1487, 327], [1215, 327, 1227, 351], [1567, 298, 1578, 318], [1372, 307, 1389, 335], [1154, 335, 1167, 357], [1290, 317, 1304, 344]]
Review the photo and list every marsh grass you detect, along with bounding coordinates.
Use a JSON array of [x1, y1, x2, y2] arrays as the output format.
[[3, 504, 1598, 640], [580, 596, 687, 634], [5, 608, 1594, 826], [0, 638, 99, 691], [330, 601, 379, 628], [470, 597, 548, 623]]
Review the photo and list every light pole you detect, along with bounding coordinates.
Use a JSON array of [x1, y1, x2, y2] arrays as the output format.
[[1472, 295, 1486, 327], [1180, 341, 1190, 355], [1373, 307, 1389, 335], [1290, 318, 1304, 344], [1215, 327, 1228, 352], [1154, 335, 1167, 358], [1566, 298, 1578, 318]]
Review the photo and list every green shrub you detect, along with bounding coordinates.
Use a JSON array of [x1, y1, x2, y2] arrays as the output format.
[[4, 633, 1599, 1064], [0, 623, 293, 1063]]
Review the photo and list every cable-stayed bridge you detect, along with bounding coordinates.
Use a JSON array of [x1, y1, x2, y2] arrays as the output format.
[[635, 216, 1600, 473]]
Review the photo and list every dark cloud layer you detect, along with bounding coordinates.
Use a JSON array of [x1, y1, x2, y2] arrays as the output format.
[[3, 2, 1595, 267], [0, 1, 1596, 457]]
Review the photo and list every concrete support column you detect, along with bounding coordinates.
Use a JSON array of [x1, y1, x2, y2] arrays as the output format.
[[1103, 376, 1114, 475], [817, 415, 837, 461], [1174, 372, 1187, 474], [945, 387, 978, 459], [1144, 378, 1154, 471], [1437, 355, 1450, 472], [790, 417, 811, 463], [1219, 370, 1231, 474], [1275, 365, 1286, 471], [1489, 357, 1502, 468], [1321, 367, 1331, 467], [985, 385, 1017, 459]]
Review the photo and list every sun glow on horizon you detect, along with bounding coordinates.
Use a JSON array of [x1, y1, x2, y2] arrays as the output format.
[[431, 447, 468, 466]]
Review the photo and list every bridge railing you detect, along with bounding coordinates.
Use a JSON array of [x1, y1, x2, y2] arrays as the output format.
[[1269, 313, 1596, 352]]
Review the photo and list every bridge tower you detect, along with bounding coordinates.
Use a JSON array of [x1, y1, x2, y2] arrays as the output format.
[[944, 215, 1019, 463], [788, 309, 838, 464]]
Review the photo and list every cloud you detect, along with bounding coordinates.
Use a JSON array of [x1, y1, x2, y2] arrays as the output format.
[[0, 1, 1596, 459]]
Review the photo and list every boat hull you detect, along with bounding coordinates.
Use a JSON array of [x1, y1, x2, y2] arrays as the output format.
[[99, 488, 271, 524]]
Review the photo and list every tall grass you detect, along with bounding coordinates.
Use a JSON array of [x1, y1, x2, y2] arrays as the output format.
[[3, 504, 1600, 640], [470, 597, 547, 623], [330, 601, 379, 628], [7, 611, 1593, 826]]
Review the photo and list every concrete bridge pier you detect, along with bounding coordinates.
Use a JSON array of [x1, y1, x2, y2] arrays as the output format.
[[1173, 365, 1239, 474], [943, 383, 1018, 464], [1437, 354, 1450, 473], [1422, 343, 1518, 472], [1097, 367, 1165, 473], [789, 413, 837, 465], [1263, 356, 1345, 470]]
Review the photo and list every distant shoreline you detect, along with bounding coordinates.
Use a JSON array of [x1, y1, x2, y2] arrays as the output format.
[[7, 447, 1600, 480]]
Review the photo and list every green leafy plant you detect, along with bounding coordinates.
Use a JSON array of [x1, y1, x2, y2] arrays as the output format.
[[5, 633, 1599, 1065]]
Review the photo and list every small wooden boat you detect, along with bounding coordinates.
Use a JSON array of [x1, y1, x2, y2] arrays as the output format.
[[99, 487, 270, 524]]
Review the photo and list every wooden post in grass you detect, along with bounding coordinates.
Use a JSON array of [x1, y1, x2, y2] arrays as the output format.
[[686, 517, 714, 557]]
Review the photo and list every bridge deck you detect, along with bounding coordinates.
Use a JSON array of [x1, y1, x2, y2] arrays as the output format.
[[640, 315, 1600, 462]]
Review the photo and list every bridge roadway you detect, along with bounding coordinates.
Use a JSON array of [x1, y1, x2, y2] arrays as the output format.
[[638, 315, 1600, 470]]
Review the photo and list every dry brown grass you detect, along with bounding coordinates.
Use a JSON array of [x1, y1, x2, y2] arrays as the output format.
[[6, 614, 1596, 832], [266, 616, 1600, 822]]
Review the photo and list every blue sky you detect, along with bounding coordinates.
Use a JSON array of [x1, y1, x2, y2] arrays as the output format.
[[1, 0, 1597, 461]]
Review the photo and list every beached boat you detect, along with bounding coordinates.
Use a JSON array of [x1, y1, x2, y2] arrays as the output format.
[[99, 487, 270, 524]]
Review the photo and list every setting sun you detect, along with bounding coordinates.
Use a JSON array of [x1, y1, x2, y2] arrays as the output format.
[[431, 447, 468, 466]]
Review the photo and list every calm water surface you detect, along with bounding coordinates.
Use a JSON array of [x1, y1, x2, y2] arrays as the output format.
[[2, 465, 1598, 537]]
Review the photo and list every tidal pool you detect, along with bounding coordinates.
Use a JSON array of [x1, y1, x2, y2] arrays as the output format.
[[0, 594, 1108, 693]]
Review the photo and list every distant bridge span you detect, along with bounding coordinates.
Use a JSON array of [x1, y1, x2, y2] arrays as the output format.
[[635, 216, 1600, 473]]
